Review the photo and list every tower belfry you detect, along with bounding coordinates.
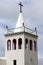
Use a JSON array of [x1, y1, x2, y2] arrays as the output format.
[[19, 2, 23, 13], [5, 2, 38, 65]]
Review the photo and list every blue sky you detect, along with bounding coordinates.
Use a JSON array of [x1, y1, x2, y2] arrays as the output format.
[[0, 0, 43, 65]]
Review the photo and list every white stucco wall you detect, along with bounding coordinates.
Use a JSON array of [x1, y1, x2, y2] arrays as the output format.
[[5, 33, 38, 65], [0, 59, 6, 65], [24, 34, 38, 65], [5, 33, 25, 65]]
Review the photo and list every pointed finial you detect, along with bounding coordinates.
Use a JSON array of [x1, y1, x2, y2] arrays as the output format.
[[18, 2, 23, 13], [6, 25, 9, 34], [6, 25, 8, 29], [35, 27, 37, 35]]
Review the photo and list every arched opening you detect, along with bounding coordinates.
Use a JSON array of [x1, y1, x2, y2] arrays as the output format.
[[30, 40, 33, 50], [18, 38, 22, 49], [25, 38, 28, 49], [34, 41, 37, 51], [12, 39, 16, 50], [7, 40, 11, 50]]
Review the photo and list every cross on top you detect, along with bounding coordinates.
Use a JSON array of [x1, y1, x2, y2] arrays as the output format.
[[18, 2, 23, 13]]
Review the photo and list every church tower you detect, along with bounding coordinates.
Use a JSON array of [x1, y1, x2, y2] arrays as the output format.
[[5, 2, 38, 65]]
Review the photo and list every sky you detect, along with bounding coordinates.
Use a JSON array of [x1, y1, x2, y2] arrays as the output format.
[[0, 0, 43, 65]]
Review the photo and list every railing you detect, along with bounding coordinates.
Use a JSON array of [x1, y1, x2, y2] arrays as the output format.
[[6, 25, 37, 35]]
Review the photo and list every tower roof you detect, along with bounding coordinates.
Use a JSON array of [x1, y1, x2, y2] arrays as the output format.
[[14, 2, 28, 32], [5, 2, 37, 36], [15, 13, 25, 28], [14, 13, 28, 32]]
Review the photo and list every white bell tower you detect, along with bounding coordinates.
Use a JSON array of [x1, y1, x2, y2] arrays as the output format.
[[5, 2, 38, 65]]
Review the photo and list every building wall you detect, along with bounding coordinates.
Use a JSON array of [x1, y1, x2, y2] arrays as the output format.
[[5, 33, 25, 65], [24, 34, 38, 65], [5, 33, 38, 65], [0, 59, 6, 65]]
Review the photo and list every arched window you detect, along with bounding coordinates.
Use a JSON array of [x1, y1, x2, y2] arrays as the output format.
[[30, 40, 33, 50], [18, 38, 22, 49], [25, 38, 28, 49], [7, 40, 11, 50], [12, 39, 16, 50], [34, 41, 37, 51]]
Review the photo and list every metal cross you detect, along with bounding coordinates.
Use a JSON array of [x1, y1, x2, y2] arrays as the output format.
[[18, 2, 23, 13]]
